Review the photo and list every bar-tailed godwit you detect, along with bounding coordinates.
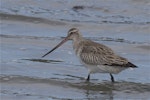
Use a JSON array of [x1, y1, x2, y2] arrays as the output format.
[[42, 28, 137, 82]]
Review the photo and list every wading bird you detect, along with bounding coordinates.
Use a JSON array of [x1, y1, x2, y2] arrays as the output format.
[[42, 28, 137, 82]]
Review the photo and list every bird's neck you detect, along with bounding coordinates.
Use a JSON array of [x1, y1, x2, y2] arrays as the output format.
[[72, 34, 82, 41], [72, 35, 83, 55]]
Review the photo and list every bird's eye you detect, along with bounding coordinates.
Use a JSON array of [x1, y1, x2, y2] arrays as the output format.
[[68, 29, 78, 35], [69, 32, 74, 35], [70, 32, 74, 34]]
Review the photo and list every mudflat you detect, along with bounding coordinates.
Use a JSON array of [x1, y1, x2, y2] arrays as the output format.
[[1, 0, 150, 100]]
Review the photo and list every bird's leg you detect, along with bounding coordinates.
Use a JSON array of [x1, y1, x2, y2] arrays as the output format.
[[86, 74, 90, 81], [110, 73, 115, 82]]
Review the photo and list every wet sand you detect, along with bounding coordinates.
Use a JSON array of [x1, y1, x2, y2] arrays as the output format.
[[1, 0, 150, 100]]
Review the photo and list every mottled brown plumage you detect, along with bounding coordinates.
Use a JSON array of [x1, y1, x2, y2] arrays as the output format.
[[42, 28, 137, 82]]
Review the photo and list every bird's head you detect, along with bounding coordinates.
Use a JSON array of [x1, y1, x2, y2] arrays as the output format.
[[42, 28, 81, 57], [67, 28, 81, 40]]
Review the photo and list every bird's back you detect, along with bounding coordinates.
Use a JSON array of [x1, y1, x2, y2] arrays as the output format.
[[74, 39, 137, 68]]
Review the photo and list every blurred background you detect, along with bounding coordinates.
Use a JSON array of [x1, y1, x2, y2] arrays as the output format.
[[1, 0, 150, 100]]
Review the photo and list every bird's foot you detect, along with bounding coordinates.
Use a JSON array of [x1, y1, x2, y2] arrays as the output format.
[[86, 74, 90, 82], [110, 73, 115, 82]]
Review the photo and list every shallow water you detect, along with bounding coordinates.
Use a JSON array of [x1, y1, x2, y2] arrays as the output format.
[[1, 75, 150, 100], [1, 0, 150, 100]]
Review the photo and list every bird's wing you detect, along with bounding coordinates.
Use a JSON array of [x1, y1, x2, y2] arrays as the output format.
[[79, 42, 136, 67]]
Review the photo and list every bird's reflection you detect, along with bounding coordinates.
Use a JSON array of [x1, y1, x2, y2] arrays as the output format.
[[71, 81, 115, 100]]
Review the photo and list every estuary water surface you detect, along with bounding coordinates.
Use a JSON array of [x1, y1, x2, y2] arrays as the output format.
[[0, 0, 150, 100]]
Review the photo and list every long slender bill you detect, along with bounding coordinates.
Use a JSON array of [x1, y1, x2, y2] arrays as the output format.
[[42, 35, 70, 58]]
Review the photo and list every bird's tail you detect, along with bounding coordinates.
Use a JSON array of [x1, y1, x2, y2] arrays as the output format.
[[127, 62, 138, 68]]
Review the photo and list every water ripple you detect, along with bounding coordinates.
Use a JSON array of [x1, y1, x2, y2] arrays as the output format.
[[1, 75, 150, 93], [1, 34, 148, 45]]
